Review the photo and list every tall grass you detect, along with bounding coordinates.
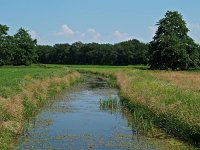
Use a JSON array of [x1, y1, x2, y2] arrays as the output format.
[[0, 65, 80, 149], [65, 65, 200, 147], [115, 70, 200, 147], [151, 71, 200, 92]]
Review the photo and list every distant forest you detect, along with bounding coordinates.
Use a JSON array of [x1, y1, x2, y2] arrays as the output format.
[[1, 11, 200, 70], [37, 40, 148, 65], [0, 24, 148, 66]]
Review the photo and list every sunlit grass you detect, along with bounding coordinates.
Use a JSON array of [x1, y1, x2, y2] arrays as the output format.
[[0, 65, 70, 98], [65, 64, 127, 72], [115, 69, 200, 146], [1, 64, 200, 148], [151, 71, 200, 92], [0, 65, 80, 149], [65, 65, 200, 147]]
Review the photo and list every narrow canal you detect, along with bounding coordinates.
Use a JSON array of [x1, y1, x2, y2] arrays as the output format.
[[17, 75, 190, 150]]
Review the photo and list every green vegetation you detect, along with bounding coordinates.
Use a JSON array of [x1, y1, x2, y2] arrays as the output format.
[[1, 9, 200, 149], [1, 64, 200, 149], [115, 69, 200, 147], [0, 65, 80, 149], [36, 11, 200, 70], [37, 39, 148, 65], [67, 65, 127, 72], [99, 97, 121, 113], [0, 25, 37, 66], [69, 65, 200, 148], [0, 65, 72, 98], [149, 11, 200, 70], [1, 10, 200, 70]]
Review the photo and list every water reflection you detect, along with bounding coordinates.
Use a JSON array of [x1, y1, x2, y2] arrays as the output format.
[[17, 75, 192, 150]]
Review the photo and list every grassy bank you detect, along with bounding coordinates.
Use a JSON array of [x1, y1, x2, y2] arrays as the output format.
[[115, 69, 200, 147], [2, 64, 200, 149], [0, 65, 80, 149], [70, 65, 200, 148]]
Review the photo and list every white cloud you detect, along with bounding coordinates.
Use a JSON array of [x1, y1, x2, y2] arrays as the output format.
[[28, 30, 38, 39], [87, 28, 101, 40], [55, 25, 103, 43], [61, 24, 76, 36], [113, 30, 133, 41], [53, 24, 145, 44], [56, 24, 83, 37], [188, 23, 200, 44]]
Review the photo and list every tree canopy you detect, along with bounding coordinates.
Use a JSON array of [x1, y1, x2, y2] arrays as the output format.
[[149, 11, 200, 70], [1, 11, 200, 68], [37, 40, 148, 65], [0, 25, 37, 66]]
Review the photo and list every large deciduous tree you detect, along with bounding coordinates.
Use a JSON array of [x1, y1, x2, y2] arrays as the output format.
[[0, 25, 13, 65], [149, 11, 199, 70], [14, 28, 37, 65], [0, 25, 38, 66]]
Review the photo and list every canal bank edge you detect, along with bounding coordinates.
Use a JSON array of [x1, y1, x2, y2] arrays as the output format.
[[114, 71, 200, 149], [77, 69, 199, 149], [0, 71, 80, 150]]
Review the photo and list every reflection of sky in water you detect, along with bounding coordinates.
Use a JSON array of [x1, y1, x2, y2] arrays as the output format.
[[17, 76, 189, 150]]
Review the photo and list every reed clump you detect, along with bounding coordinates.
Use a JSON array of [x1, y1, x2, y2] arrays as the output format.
[[99, 97, 121, 113]]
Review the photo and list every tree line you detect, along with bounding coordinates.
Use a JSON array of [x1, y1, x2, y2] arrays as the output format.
[[1, 11, 200, 70], [0, 24, 148, 66], [37, 40, 148, 65]]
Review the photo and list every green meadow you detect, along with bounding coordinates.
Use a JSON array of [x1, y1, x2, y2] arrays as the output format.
[[1, 1, 200, 149], [0, 65, 73, 98], [1, 64, 200, 149]]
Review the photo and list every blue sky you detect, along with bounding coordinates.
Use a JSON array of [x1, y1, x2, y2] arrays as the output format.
[[1, 0, 200, 45]]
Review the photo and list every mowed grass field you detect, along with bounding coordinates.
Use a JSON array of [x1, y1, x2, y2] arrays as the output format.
[[0, 65, 73, 98]]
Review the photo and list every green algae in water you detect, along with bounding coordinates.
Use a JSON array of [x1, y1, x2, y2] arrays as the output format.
[[16, 75, 198, 150]]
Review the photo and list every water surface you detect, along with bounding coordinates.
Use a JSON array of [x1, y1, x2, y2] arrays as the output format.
[[17, 75, 191, 150]]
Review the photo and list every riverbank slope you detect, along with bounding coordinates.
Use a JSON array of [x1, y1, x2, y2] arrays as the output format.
[[0, 65, 80, 149]]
